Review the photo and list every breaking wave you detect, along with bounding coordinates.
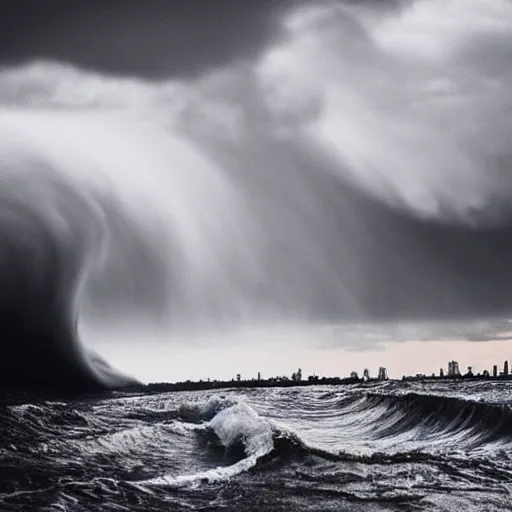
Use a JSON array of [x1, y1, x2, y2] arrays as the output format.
[[137, 388, 512, 488], [140, 396, 305, 487]]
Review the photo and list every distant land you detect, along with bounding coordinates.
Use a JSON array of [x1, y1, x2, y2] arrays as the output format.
[[2, 368, 512, 407], [142, 372, 512, 394]]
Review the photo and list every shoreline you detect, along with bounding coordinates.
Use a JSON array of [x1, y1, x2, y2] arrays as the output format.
[[142, 373, 512, 394], [2, 374, 511, 405]]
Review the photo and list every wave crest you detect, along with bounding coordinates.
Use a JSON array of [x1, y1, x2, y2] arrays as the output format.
[[362, 392, 512, 447]]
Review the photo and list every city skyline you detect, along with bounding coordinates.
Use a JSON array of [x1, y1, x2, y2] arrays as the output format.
[[91, 332, 512, 385], [150, 354, 512, 386]]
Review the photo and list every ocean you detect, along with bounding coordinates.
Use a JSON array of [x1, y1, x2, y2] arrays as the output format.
[[1, 380, 512, 511]]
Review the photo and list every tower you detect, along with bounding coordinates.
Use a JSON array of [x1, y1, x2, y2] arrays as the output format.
[[378, 367, 388, 380], [504, 361, 509, 376], [448, 361, 460, 377]]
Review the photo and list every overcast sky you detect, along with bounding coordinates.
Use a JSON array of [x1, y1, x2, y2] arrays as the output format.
[[1, 0, 512, 382]]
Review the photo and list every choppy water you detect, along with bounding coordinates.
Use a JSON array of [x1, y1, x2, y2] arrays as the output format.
[[2, 381, 512, 511]]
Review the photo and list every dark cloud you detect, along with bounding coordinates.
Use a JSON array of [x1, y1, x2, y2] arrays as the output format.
[[0, 0, 303, 78], [0, 0, 415, 79]]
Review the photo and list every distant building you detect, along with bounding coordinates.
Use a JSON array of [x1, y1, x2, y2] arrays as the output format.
[[505, 361, 509, 376], [363, 369, 370, 381], [483, 370, 490, 377], [236, 373, 241, 382], [440, 368, 444, 378], [378, 367, 388, 380], [257, 372, 261, 381], [493, 365, 498, 378], [350, 371, 359, 380], [448, 361, 460, 377]]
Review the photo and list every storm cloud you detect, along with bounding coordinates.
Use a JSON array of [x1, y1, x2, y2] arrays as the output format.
[[1, 0, 512, 353]]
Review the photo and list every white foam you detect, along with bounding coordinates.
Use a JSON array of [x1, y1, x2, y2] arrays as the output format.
[[209, 402, 274, 457], [142, 400, 275, 488]]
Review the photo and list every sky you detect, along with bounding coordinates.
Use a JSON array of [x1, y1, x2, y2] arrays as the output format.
[[95, 336, 512, 383], [84, 321, 512, 382], [1, 0, 512, 383]]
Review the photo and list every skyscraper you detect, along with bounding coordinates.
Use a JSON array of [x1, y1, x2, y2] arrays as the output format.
[[378, 367, 388, 380], [448, 361, 460, 377]]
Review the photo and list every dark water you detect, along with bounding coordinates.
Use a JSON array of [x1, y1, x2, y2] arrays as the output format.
[[2, 381, 512, 511]]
